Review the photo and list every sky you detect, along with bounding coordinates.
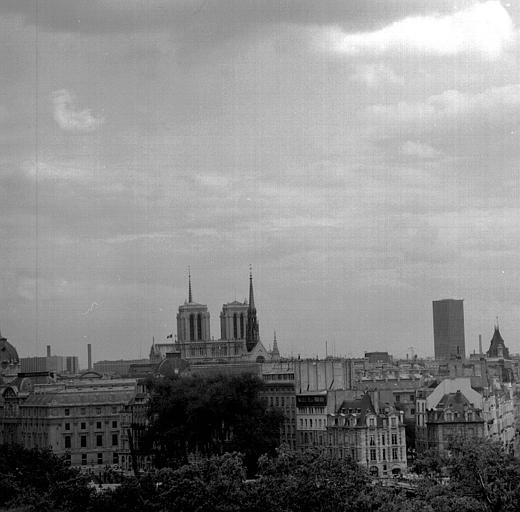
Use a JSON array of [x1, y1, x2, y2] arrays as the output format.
[[2, 0, 520, 365]]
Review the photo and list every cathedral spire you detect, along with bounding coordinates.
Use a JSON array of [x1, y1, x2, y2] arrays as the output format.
[[272, 330, 279, 355], [188, 267, 193, 303], [245, 266, 259, 352], [248, 265, 255, 310]]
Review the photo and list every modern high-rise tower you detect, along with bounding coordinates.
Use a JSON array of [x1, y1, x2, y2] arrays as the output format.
[[432, 299, 465, 360]]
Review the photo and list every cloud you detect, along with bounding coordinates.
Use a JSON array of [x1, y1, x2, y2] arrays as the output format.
[[322, 1, 514, 59], [400, 141, 441, 159], [367, 83, 520, 125], [350, 63, 404, 87], [52, 89, 104, 133]]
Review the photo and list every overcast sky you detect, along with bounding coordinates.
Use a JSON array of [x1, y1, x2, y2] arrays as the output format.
[[2, 0, 520, 365]]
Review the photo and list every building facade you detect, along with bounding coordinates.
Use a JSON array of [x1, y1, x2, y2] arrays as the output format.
[[415, 377, 514, 453], [326, 394, 407, 477], [0, 376, 138, 469], [261, 360, 296, 449]]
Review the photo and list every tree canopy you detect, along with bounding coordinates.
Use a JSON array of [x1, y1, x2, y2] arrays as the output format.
[[144, 373, 284, 474]]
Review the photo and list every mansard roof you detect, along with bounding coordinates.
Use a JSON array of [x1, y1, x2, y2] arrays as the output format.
[[337, 394, 375, 420]]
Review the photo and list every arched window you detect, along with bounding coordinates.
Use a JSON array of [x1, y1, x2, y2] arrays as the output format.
[[233, 313, 238, 339], [189, 314, 195, 341], [240, 313, 244, 338], [197, 314, 202, 340]]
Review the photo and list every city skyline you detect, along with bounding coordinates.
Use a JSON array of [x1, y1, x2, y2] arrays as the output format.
[[2, 1, 520, 363]]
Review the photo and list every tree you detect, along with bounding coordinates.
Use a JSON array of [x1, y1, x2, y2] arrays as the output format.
[[0, 444, 93, 512], [445, 437, 520, 512], [144, 373, 284, 474], [243, 447, 374, 512]]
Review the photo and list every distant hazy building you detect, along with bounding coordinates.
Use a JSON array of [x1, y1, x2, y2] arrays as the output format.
[[294, 358, 354, 392], [93, 359, 149, 377], [0, 330, 20, 381], [433, 299, 465, 360], [20, 355, 79, 375], [365, 352, 391, 365], [487, 323, 510, 359]]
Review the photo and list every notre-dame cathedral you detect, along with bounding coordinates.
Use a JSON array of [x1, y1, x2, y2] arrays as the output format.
[[150, 271, 278, 365]]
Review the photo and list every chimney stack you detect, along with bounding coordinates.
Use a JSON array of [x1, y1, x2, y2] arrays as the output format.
[[46, 345, 51, 357], [87, 343, 92, 370]]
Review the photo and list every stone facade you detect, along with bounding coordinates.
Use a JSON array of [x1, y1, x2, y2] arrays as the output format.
[[326, 394, 407, 477], [0, 376, 138, 469]]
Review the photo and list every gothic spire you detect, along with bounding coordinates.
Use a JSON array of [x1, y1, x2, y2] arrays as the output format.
[[272, 330, 279, 355], [188, 267, 193, 303], [248, 265, 255, 310], [245, 266, 259, 352]]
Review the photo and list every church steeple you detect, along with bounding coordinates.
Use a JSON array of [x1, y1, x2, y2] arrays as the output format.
[[271, 330, 280, 360], [188, 267, 193, 303], [248, 266, 255, 310], [245, 267, 259, 352]]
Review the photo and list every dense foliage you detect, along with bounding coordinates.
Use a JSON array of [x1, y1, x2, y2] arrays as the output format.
[[3, 394, 520, 512], [4, 439, 520, 512], [143, 373, 284, 474], [0, 444, 92, 512]]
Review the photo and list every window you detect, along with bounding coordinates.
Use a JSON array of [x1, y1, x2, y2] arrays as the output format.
[[392, 448, 398, 460], [370, 448, 377, 461], [96, 421, 102, 430], [411, 408, 415, 415], [81, 435, 87, 448], [81, 453, 87, 465], [112, 420, 118, 429], [381, 434, 385, 445], [65, 423, 70, 431], [113, 453, 119, 464], [64, 453, 71, 466], [309, 419, 313, 428], [368, 417, 376, 427], [391, 434, 398, 445], [81, 422, 86, 430], [112, 434, 118, 446], [96, 434, 103, 447], [96, 408, 102, 415], [390, 417, 397, 428], [395, 395, 400, 403], [64, 408, 70, 416], [410, 395, 415, 402], [64, 436, 71, 449], [97, 453, 103, 465], [369, 435, 375, 446], [80, 408, 86, 415], [382, 448, 386, 460]]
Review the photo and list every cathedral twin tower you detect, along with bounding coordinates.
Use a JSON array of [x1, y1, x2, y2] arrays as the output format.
[[176, 270, 260, 352]]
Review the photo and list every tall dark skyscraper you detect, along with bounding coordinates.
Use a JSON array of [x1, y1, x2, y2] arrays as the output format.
[[432, 299, 465, 360]]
